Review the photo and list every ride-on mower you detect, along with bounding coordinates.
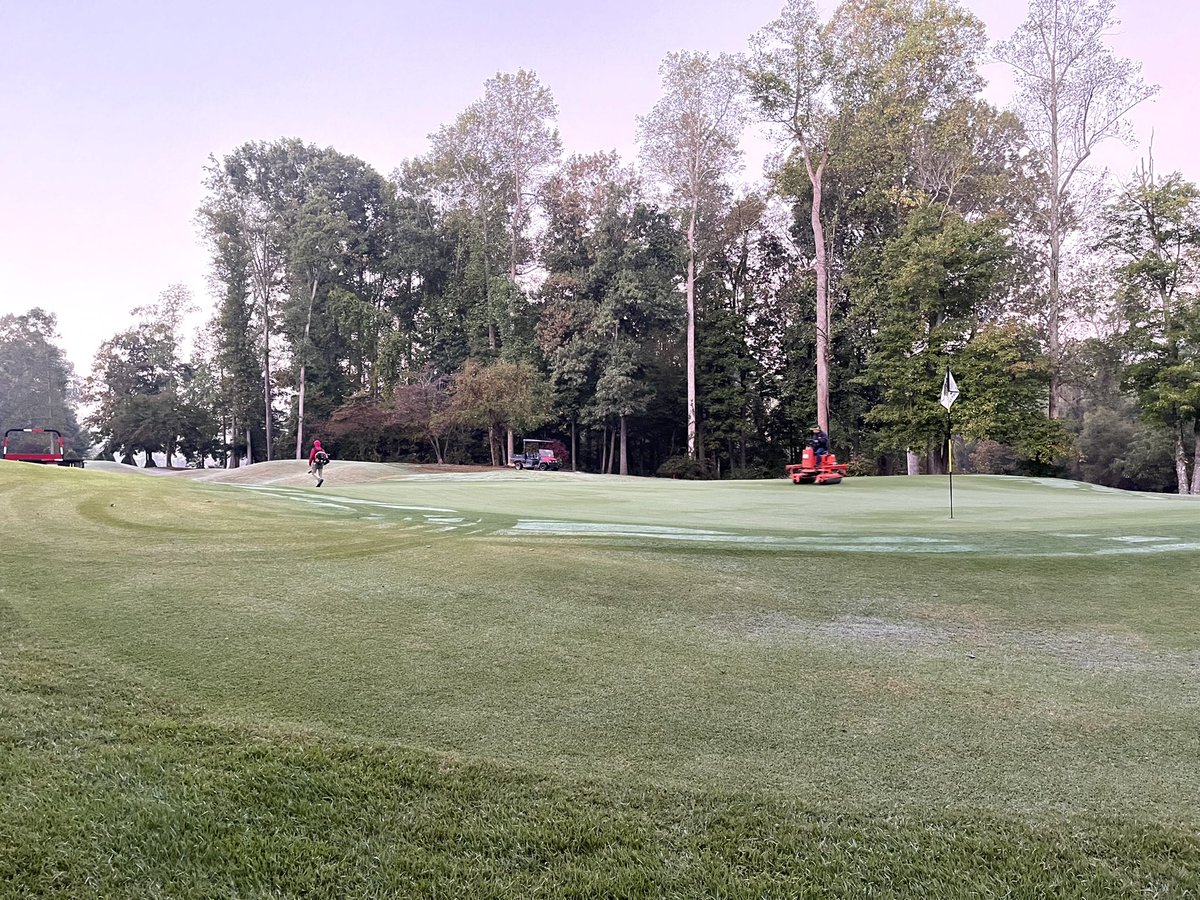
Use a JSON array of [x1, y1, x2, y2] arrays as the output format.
[[785, 445, 847, 485]]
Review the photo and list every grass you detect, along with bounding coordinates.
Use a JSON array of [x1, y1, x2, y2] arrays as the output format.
[[1, 461, 1199, 896]]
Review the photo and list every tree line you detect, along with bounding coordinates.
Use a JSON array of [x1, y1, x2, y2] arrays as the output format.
[[3, 0, 1197, 492]]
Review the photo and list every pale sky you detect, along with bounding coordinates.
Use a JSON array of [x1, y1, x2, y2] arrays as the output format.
[[1, 0, 1194, 375]]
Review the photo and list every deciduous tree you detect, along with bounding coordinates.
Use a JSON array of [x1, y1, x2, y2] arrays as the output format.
[[0, 309, 82, 450], [996, 0, 1157, 415], [1100, 164, 1200, 492], [639, 50, 746, 460]]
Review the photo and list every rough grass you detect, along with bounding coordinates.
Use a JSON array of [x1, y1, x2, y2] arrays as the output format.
[[2, 461, 1199, 896]]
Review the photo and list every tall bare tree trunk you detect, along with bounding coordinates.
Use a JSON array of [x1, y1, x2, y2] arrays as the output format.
[[263, 324, 272, 461], [686, 202, 698, 459], [295, 279, 318, 459], [1047, 155, 1062, 419], [806, 150, 831, 435], [1174, 427, 1189, 495], [619, 415, 628, 476], [608, 427, 618, 475], [226, 412, 235, 469], [906, 449, 920, 476], [1190, 425, 1199, 495], [571, 419, 577, 472]]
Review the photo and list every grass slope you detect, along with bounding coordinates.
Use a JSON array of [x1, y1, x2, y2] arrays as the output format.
[[2, 462, 1198, 896]]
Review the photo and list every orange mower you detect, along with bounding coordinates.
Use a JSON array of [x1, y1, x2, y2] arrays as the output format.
[[786, 446, 848, 485]]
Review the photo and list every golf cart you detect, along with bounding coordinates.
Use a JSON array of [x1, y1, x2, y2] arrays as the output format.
[[2, 428, 85, 468], [510, 439, 561, 471]]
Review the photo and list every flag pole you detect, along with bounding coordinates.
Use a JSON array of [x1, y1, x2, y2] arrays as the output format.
[[947, 406, 954, 520], [940, 364, 958, 521]]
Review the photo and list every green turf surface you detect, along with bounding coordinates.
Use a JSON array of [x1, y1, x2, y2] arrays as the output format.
[[2, 462, 1198, 896]]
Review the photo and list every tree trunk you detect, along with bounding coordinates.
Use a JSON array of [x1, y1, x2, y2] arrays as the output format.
[[927, 439, 945, 475], [246, 428, 252, 466], [263, 338, 272, 461], [807, 150, 831, 435], [510, 189, 521, 283], [619, 415, 628, 476], [482, 211, 496, 352], [226, 413, 236, 469], [608, 427, 618, 475], [600, 426, 608, 474], [906, 449, 920, 476], [506, 429, 514, 466], [295, 278, 319, 459], [1047, 196, 1062, 418], [1043, 35, 1061, 419], [571, 419, 577, 472], [1175, 426, 1189, 495], [686, 203, 698, 459], [1190, 424, 1199, 495]]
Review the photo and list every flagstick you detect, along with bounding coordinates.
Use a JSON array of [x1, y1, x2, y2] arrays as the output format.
[[947, 407, 954, 520], [940, 364, 959, 520]]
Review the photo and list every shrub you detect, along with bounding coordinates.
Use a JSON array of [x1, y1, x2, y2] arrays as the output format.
[[656, 456, 708, 479], [845, 454, 878, 478]]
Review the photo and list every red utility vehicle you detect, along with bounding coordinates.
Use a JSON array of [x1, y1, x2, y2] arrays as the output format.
[[785, 445, 847, 485], [2, 428, 85, 468]]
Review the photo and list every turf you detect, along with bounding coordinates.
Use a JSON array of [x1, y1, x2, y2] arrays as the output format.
[[1, 462, 1198, 896]]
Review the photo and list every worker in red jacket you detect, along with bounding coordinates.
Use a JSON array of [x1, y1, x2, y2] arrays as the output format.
[[307, 439, 329, 487]]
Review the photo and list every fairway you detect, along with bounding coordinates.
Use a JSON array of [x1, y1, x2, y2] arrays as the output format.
[[3, 461, 1199, 896]]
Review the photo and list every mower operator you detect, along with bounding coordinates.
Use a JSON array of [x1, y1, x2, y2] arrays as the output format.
[[810, 427, 829, 461]]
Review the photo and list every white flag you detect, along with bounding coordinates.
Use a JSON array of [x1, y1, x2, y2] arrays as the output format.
[[940, 369, 959, 410]]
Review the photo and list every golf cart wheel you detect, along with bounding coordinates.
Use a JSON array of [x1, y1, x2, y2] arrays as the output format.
[[538, 462, 548, 471], [514, 461, 523, 470]]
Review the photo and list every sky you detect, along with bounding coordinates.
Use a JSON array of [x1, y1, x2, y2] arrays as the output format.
[[1, 0, 1195, 376]]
